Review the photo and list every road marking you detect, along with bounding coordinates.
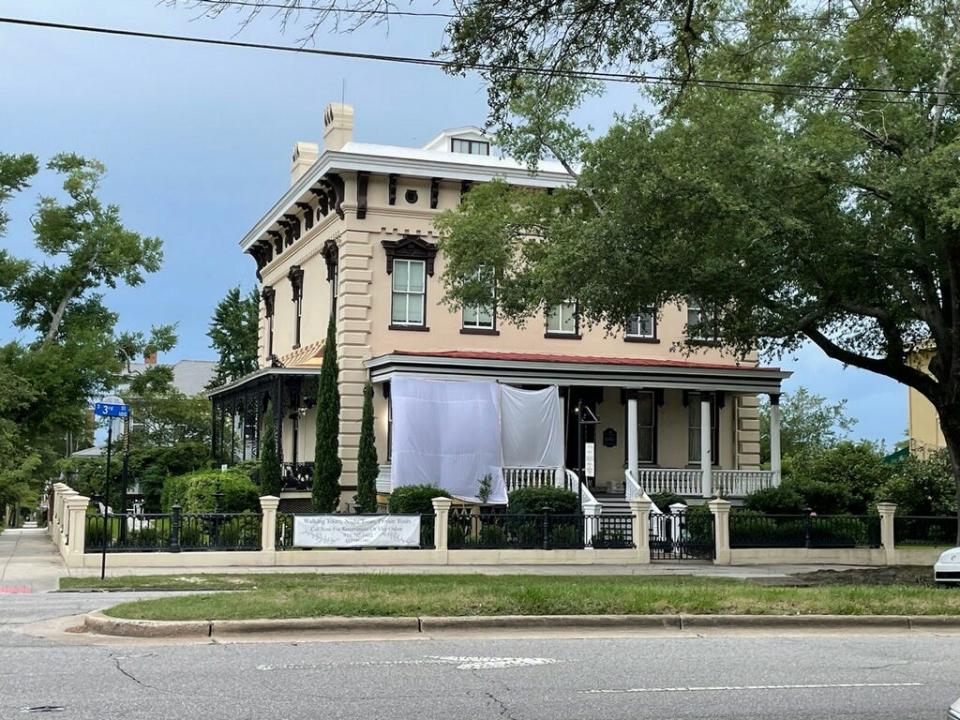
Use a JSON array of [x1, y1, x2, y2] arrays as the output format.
[[257, 656, 559, 672], [0, 585, 31, 594], [583, 682, 925, 695]]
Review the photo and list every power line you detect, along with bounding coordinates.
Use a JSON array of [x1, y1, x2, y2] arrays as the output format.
[[0, 15, 953, 104], [187, 0, 456, 19]]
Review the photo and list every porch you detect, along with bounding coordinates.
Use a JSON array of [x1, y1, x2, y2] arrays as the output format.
[[366, 350, 791, 505]]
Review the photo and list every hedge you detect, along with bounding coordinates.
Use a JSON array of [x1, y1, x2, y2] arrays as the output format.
[[160, 469, 260, 514], [387, 485, 452, 514], [507, 486, 579, 515]]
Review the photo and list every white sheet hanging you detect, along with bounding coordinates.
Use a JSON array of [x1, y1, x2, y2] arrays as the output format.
[[499, 385, 565, 468], [390, 377, 507, 504]]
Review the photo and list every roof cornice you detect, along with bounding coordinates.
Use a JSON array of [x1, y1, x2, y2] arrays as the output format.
[[239, 149, 573, 252]]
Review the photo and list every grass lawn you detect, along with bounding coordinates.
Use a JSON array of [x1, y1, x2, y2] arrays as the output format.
[[61, 572, 960, 621]]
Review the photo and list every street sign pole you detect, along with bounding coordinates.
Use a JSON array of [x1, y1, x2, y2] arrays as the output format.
[[101, 420, 112, 581], [94, 397, 128, 582]]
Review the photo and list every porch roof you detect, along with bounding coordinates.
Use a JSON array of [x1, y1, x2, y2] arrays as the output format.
[[206, 366, 323, 400], [366, 350, 791, 394]]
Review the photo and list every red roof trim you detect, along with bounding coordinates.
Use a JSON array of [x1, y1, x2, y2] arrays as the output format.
[[389, 349, 779, 372]]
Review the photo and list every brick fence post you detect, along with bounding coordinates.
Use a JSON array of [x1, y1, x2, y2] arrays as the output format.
[[260, 495, 280, 553], [877, 502, 897, 566], [628, 498, 652, 564], [708, 498, 732, 565]]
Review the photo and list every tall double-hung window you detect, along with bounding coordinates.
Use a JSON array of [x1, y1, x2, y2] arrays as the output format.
[[391, 259, 426, 327], [462, 267, 495, 332]]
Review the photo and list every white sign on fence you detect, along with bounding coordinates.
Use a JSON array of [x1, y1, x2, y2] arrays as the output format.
[[293, 514, 422, 548]]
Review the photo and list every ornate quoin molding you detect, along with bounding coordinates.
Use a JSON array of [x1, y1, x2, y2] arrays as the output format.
[[381, 235, 438, 276]]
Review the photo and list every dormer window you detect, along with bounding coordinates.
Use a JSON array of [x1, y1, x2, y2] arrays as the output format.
[[451, 138, 490, 156]]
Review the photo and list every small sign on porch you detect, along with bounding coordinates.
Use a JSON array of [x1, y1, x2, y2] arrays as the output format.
[[584, 442, 596, 478], [293, 514, 421, 548]]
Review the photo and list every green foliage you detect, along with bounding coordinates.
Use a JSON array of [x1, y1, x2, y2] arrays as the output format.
[[258, 402, 282, 497], [744, 485, 807, 514], [506, 486, 579, 515], [876, 449, 956, 516], [759, 388, 856, 462], [476, 473, 493, 504], [207, 286, 259, 388], [354, 382, 378, 513], [312, 315, 341, 512], [785, 441, 891, 514], [649, 492, 686, 512], [387, 485, 451, 515], [161, 469, 259, 514]]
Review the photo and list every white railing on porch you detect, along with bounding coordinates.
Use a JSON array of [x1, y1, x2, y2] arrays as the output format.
[[503, 466, 561, 493], [634, 467, 779, 498]]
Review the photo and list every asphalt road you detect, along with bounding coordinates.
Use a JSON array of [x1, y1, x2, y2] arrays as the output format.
[[2, 593, 959, 720]]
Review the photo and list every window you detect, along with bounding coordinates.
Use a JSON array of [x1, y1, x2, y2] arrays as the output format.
[[462, 268, 495, 332], [288, 266, 304, 349], [626, 309, 656, 340], [636, 391, 657, 463], [546, 301, 579, 336], [330, 262, 338, 317], [322, 238, 339, 319], [391, 259, 426, 327], [687, 301, 718, 342], [261, 286, 275, 360], [688, 393, 720, 464], [451, 138, 490, 156]]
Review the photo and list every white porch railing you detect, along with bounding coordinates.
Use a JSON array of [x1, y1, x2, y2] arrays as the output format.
[[635, 467, 779, 498], [503, 466, 561, 493]]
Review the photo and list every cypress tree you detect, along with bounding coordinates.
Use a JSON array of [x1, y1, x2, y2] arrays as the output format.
[[258, 401, 282, 497], [355, 382, 378, 513], [312, 314, 341, 511]]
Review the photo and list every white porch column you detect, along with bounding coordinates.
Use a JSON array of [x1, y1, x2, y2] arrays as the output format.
[[769, 393, 782, 481], [701, 395, 712, 498], [626, 395, 639, 496]]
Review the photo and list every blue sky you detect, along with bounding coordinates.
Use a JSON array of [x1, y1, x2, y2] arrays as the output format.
[[0, 0, 906, 447]]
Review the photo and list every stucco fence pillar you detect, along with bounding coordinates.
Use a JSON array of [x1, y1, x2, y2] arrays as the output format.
[[50, 483, 65, 542], [877, 502, 897, 565], [63, 494, 90, 566], [432, 497, 452, 561], [627, 498, 652, 564], [708, 498, 732, 565], [59, 489, 79, 553], [260, 496, 280, 552]]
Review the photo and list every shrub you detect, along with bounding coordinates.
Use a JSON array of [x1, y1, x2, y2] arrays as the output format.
[[592, 528, 631, 549], [781, 477, 851, 515], [786, 441, 891, 513], [683, 504, 715, 545], [876, 449, 956, 515], [507, 486, 579, 515], [160, 469, 260, 513], [549, 522, 582, 549], [355, 382, 379, 514], [388, 485, 452, 515], [127, 527, 160, 549], [218, 514, 261, 548], [744, 485, 806, 514], [258, 403, 282, 497], [649, 492, 686, 512]]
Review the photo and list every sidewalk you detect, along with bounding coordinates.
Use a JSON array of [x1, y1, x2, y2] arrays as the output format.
[[0, 527, 67, 593], [67, 561, 864, 580]]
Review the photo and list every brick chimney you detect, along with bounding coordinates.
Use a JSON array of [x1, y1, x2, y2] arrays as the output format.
[[290, 141, 319, 186], [322, 102, 354, 152]]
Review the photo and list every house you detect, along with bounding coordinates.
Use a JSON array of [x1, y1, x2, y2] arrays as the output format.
[[907, 349, 945, 454], [208, 103, 791, 513]]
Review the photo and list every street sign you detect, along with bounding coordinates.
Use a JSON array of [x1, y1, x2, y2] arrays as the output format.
[[94, 402, 129, 418]]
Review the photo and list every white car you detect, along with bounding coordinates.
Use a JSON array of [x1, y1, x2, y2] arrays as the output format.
[[934, 547, 960, 584], [950, 696, 960, 720]]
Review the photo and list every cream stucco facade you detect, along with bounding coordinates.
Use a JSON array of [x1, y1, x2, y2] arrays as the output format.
[[209, 103, 790, 511], [907, 349, 946, 453]]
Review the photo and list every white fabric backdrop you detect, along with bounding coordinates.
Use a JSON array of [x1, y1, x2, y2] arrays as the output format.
[[499, 385, 565, 468], [390, 377, 507, 504]]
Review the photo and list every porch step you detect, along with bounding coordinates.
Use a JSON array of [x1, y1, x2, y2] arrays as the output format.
[[593, 494, 632, 516]]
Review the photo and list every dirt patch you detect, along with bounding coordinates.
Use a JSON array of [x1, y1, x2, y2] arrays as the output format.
[[786, 566, 940, 587]]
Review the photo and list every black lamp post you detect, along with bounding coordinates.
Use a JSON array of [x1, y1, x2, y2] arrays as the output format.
[[574, 399, 599, 513]]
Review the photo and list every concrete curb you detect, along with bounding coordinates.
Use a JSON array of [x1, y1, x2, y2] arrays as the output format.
[[84, 611, 960, 638]]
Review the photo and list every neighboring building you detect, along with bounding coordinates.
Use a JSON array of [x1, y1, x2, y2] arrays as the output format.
[[907, 349, 945, 453], [209, 103, 791, 512]]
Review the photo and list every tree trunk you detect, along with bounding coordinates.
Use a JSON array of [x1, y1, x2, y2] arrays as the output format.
[[936, 405, 960, 545]]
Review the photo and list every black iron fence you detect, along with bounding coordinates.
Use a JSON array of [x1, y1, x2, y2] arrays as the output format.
[[84, 506, 261, 553], [649, 508, 715, 560], [895, 516, 959, 547], [729, 512, 881, 549], [276, 511, 295, 550], [447, 512, 634, 550]]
